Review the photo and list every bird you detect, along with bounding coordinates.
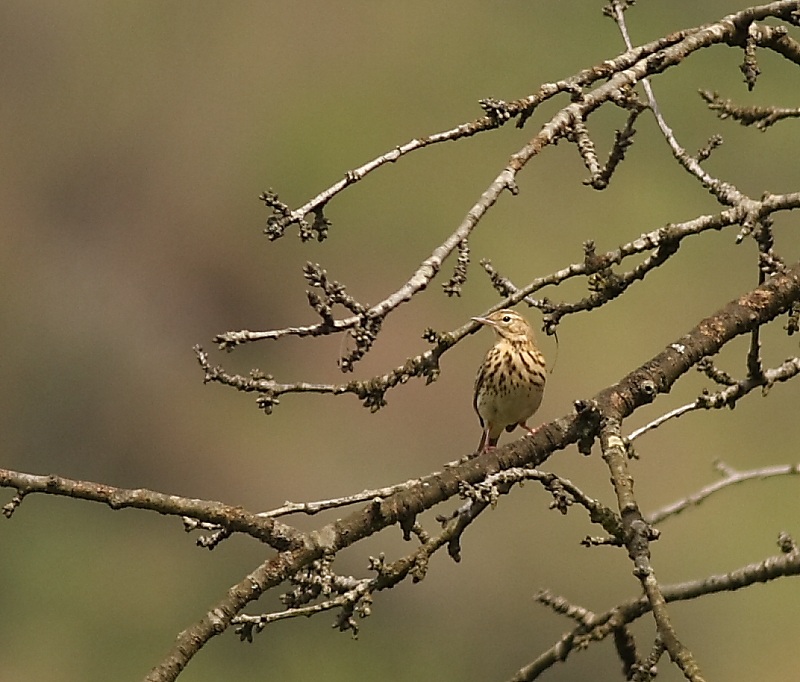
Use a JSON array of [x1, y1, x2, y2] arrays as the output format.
[[472, 309, 546, 453]]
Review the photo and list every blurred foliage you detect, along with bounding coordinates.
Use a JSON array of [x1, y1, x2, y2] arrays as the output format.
[[1, 2, 799, 681]]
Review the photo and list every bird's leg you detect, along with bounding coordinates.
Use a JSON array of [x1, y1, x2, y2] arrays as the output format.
[[476, 429, 487, 454], [477, 429, 499, 454]]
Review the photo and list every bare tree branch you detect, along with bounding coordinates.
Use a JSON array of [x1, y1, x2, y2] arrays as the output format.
[[648, 460, 800, 525], [514, 534, 800, 681], [145, 260, 800, 681], [5, 3, 800, 681], [626, 356, 800, 443]]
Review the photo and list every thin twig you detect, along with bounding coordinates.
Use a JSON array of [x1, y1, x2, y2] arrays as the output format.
[[200, 193, 800, 415], [648, 460, 800, 525], [511, 538, 800, 681], [626, 357, 800, 442], [611, 0, 747, 208]]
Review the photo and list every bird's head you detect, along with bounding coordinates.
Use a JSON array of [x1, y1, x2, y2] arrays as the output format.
[[472, 309, 536, 343]]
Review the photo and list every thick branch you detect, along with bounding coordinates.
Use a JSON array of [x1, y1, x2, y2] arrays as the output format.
[[0, 469, 303, 551], [142, 261, 800, 681]]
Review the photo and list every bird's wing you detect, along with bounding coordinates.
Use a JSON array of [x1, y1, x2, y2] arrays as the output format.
[[473, 359, 486, 427]]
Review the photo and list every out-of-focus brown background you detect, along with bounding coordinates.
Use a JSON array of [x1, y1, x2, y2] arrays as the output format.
[[2, 2, 799, 681]]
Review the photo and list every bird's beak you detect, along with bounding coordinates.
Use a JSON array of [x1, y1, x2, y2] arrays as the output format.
[[472, 316, 494, 327]]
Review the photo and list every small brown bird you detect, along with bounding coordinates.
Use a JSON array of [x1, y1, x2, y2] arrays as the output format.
[[472, 309, 546, 452]]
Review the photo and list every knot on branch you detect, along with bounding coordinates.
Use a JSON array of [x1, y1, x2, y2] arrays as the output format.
[[2, 490, 26, 518], [442, 239, 470, 297], [740, 21, 762, 90], [332, 591, 373, 638], [638, 379, 658, 402], [534, 589, 595, 626], [261, 189, 293, 240], [601, 1, 635, 19], [350, 376, 388, 412], [367, 552, 389, 576], [479, 258, 516, 298], [410, 350, 443, 385], [543, 476, 574, 515], [262, 191, 331, 242], [573, 399, 601, 456], [306, 208, 331, 242], [459, 479, 501, 508], [777, 532, 797, 555], [610, 83, 648, 113], [697, 358, 736, 386], [752, 214, 775, 254], [759, 249, 785, 282], [694, 134, 724, 163], [623, 513, 660, 572], [303, 262, 367, 317], [582, 240, 612, 276], [234, 617, 266, 643], [421, 328, 454, 347], [281, 557, 352, 609], [340, 316, 382, 373], [409, 554, 430, 583], [256, 390, 280, 415], [479, 97, 512, 123], [588, 267, 623, 296], [302, 262, 378, 371]]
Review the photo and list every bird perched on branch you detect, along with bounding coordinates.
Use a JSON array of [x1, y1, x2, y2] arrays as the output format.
[[472, 309, 546, 453]]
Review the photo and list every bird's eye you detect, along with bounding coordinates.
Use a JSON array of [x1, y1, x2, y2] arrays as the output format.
[[502, 315, 511, 322]]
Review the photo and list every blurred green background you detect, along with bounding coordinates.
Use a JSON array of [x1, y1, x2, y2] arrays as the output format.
[[2, 2, 800, 681]]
